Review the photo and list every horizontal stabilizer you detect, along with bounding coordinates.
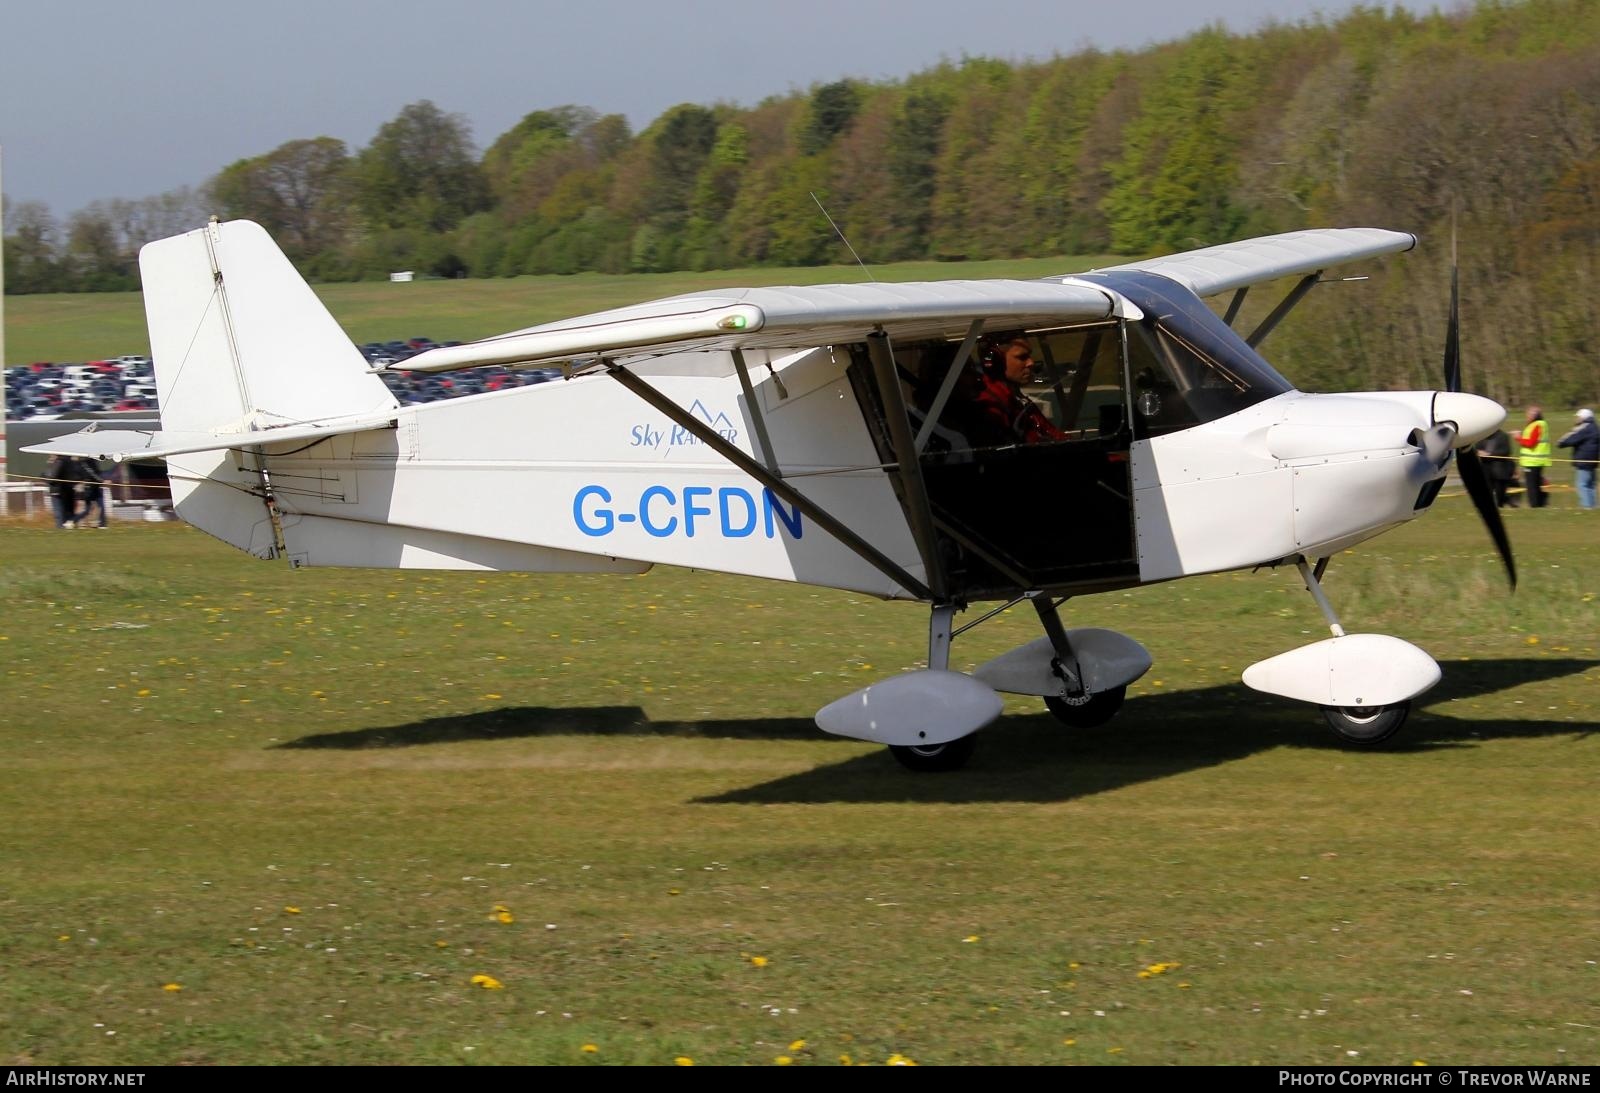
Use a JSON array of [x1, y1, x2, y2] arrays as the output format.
[[1086, 228, 1417, 299], [23, 411, 399, 463]]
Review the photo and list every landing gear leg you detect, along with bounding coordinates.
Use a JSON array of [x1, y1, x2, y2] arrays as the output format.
[[1029, 595, 1127, 728], [1298, 557, 1408, 746], [888, 604, 979, 772]]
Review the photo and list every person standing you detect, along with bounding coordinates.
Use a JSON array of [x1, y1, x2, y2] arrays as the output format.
[[76, 458, 109, 528], [1518, 405, 1552, 508], [1475, 428, 1517, 508], [1558, 408, 1598, 510], [46, 455, 79, 528]]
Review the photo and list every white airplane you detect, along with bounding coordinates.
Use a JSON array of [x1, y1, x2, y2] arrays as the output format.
[[29, 219, 1514, 770]]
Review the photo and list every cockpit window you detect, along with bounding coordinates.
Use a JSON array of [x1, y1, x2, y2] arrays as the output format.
[[1082, 271, 1293, 440], [892, 322, 1127, 456]]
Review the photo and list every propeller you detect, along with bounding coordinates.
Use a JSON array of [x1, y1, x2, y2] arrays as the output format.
[[1434, 255, 1517, 590]]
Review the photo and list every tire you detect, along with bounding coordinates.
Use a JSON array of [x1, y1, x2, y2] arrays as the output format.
[[1044, 685, 1126, 729], [888, 733, 978, 772], [1319, 700, 1409, 745]]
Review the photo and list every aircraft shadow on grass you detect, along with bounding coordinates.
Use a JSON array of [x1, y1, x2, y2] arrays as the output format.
[[278, 656, 1598, 805]]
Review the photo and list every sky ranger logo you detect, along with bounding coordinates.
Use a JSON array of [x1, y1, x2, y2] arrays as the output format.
[[629, 400, 740, 450], [574, 484, 803, 540]]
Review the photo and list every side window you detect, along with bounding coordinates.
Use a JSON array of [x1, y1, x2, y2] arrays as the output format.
[[1033, 324, 1127, 440], [1125, 320, 1266, 440], [1126, 322, 1205, 438], [898, 323, 1128, 455]]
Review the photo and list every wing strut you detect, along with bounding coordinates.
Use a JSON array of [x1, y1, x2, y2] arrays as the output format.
[[1245, 272, 1320, 348], [729, 349, 781, 476], [865, 331, 949, 601], [1222, 286, 1248, 327], [914, 320, 983, 455], [605, 363, 933, 601]]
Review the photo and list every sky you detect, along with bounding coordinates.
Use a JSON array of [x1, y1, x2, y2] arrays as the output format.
[[0, 0, 1436, 219]]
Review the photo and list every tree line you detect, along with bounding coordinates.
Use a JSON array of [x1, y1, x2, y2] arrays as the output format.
[[5, 0, 1597, 406]]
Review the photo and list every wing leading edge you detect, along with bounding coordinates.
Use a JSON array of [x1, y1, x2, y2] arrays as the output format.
[[398, 279, 1118, 374], [1079, 228, 1417, 300]]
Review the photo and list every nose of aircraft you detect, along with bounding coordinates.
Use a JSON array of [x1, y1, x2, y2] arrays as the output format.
[[1431, 391, 1505, 447]]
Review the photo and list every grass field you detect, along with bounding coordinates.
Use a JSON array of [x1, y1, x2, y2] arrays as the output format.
[[1, 497, 1596, 1066], [2, 253, 1112, 366]]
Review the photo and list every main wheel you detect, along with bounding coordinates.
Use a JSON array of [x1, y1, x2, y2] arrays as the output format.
[[1044, 685, 1126, 729], [888, 733, 978, 772], [1319, 700, 1409, 745]]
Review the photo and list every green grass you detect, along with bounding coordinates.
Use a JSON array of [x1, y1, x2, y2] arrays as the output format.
[[3, 253, 1112, 365], [0, 498, 1596, 1065]]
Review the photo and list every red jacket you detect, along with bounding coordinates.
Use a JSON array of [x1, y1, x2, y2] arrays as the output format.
[[968, 373, 1067, 445]]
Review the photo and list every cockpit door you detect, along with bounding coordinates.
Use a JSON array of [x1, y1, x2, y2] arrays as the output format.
[[851, 322, 1140, 600]]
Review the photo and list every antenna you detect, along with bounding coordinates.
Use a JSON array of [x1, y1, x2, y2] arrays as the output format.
[[810, 192, 874, 282]]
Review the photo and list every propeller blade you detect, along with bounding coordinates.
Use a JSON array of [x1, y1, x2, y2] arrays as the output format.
[[1443, 261, 1461, 394], [1456, 445, 1516, 590]]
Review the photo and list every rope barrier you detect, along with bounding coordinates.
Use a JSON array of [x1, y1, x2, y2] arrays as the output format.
[[6, 472, 173, 492], [1477, 452, 1594, 465]]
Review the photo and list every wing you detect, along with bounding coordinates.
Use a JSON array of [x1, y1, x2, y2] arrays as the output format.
[[1080, 228, 1416, 299], [399, 279, 1117, 374]]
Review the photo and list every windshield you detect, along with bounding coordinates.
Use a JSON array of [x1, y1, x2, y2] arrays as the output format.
[[1081, 271, 1294, 439]]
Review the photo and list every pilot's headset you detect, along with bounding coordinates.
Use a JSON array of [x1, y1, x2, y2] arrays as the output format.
[[978, 334, 1022, 378], [977, 335, 1009, 378]]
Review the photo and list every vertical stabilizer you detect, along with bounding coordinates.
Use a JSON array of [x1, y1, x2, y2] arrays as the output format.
[[140, 220, 398, 559], [142, 219, 396, 432]]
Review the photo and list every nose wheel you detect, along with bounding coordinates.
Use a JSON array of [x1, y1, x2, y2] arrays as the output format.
[[1320, 701, 1409, 745]]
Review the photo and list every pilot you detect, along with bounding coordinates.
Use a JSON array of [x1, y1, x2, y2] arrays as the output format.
[[962, 334, 1067, 446]]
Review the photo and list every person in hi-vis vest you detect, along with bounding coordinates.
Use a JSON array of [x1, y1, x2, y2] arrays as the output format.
[[1519, 405, 1552, 508]]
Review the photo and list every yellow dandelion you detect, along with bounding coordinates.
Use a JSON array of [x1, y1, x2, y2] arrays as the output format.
[[435, 940, 450, 948], [669, 888, 682, 896], [1063, 1039, 1076, 1047], [839, 1054, 853, 1066], [1178, 982, 1192, 989], [1068, 962, 1080, 970], [581, 1043, 598, 1054], [962, 935, 980, 943], [162, 983, 182, 993], [886, 1053, 917, 1066], [1527, 635, 1540, 646], [775, 1056, 793, 1066], [136, 689, 151, 697], [1414, 1061, 1428, 1067], [789, 1039, 807, 1052], [494, 911, 514, 924], [469, 974, 504, 990], [750, 955, 768, 967], [284, 906, 301, 915], [57, 934, 71, 942], [674, 1056, 694, 1066], [1108, 1046, 1124, 1054]]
